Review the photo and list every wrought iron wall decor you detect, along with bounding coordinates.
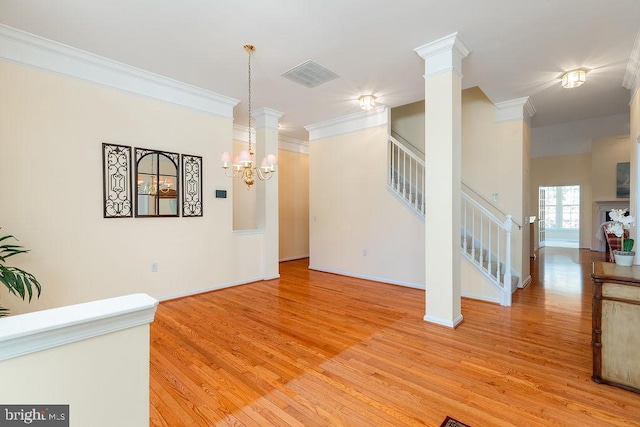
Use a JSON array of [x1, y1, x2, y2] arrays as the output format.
[[182, 154, 203, 217], [135, 148, 180, 217], [102, 143, 133, 218]]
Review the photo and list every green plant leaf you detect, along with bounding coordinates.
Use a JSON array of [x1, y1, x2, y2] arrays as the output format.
[[0, 230, 41, 312], [623, 238, 635, 252]]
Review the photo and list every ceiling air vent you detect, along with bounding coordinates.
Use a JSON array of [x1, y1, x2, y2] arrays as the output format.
[[281, 60, 339, 88]]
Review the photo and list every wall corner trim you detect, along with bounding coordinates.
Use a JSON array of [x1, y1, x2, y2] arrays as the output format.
[[305, 106, 389, 141], [0, 24, 239, 117], [279, 136, 309, 154], [495, 96, 536, 126], [623, 28, 640, 103], [0, 293, 158, 361]]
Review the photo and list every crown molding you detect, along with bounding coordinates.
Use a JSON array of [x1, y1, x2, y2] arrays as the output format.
[[495, 96, 536, 127], [0, 24, 239, 117], [232, 124, 255, 143], [279, 135, 309, 154], [623, 29, 640, 103], [414, 32, 471, 78], [0, 293, 158, 361], [305, 106, 389, 141], [233, 125, 309, 154]]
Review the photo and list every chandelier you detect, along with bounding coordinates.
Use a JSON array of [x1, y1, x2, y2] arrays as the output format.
[[137, 174, 174, 196], [221, 45, 277, 188]]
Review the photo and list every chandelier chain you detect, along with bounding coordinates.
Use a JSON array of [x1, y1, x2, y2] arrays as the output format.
[[247, 45, 252, 152]]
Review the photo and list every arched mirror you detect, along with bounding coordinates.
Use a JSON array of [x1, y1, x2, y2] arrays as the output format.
[[135, 148, 179, 217]]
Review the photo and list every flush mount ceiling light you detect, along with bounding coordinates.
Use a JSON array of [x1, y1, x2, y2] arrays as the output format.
[[358, 95, 376, 110], [561, 69, 587, 89]]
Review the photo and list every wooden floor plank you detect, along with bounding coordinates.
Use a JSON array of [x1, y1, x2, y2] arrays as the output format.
[[150, 248, 640, 426]]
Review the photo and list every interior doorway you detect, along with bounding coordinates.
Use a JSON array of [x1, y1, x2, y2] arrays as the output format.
[[539, 185, 580, 249]]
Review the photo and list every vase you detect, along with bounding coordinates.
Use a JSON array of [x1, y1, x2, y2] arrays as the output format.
[[613, 250, 635, 266]]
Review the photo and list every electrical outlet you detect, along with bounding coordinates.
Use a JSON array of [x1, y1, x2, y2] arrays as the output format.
[[151, 262, 159, 273], [492, 192, 499, 202], [363, 249, 367, 256]]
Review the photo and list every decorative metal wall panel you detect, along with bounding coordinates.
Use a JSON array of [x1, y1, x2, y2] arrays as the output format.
[[182, 154, 203, 217], [102, 143, 133, 218]]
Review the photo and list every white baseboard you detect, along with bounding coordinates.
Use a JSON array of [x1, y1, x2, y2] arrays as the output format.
[[279, 255, 309, 262], [519, 275, 532, 289], [158, 276, 267, 301], [423, 313, 464, 328], [461, 292, 500, 304], [308, 265, 424, 289]]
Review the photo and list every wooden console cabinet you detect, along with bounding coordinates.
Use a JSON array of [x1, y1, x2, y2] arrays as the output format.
[[591, 262, 640, 393]]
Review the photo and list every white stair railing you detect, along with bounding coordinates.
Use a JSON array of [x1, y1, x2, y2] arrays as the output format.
[[461, 191, 513, 306], [388, 135, 425, 216], [387, 132, 515, 306]]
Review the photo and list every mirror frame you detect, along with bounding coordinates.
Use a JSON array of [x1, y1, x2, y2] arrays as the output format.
[[134, 148, 180, 218]]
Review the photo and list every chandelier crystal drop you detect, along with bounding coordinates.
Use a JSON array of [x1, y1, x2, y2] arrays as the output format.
[[221, 45, 277, 188]]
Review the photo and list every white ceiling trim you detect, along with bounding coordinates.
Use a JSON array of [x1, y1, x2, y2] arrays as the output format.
[[305, 106, 389, 141], [495, 97, 537, 127], [233, 125, 255, 143], [234, 125, 309, 153], [0, 24, 239, 118], [279, 136, 309, 154], [414, 32, 471, 78], [623, 29, 640, 104]]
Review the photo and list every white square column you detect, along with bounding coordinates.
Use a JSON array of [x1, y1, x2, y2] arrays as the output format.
[[253, 107, 284, 280], [414, 33, 470, 327]]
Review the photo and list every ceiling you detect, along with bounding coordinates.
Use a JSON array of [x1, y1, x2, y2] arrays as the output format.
[[1, 0, 638, 140]]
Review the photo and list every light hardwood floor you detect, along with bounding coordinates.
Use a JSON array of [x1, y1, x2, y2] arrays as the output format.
[[150, 248, 640, 426]]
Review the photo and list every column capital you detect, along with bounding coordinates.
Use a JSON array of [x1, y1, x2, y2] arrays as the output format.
[[252, 107, 284, 129], [495, 96, 537, 127], [414, 32, 471, 78]]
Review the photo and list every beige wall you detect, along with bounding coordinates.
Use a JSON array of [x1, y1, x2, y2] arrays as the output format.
[[309, 125, 425, 287], [522, 123, 532, 277], [591, 135, 631, 202], [390, 100, 425, 151], [631, 90, 640, 252], [278, 149, 309, 261], [530, 153, 593, 249], [232, 140, 258, 230], [591, 135, 631, 249], [0, 60, 271, 314], [462, 87, 526, 285], [0, 325, 150, 426]]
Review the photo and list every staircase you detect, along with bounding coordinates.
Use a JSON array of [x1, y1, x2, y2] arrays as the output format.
[[388, 134, 425, 217], [461, 188, 517, 306], [388, 132, 516, 306]]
